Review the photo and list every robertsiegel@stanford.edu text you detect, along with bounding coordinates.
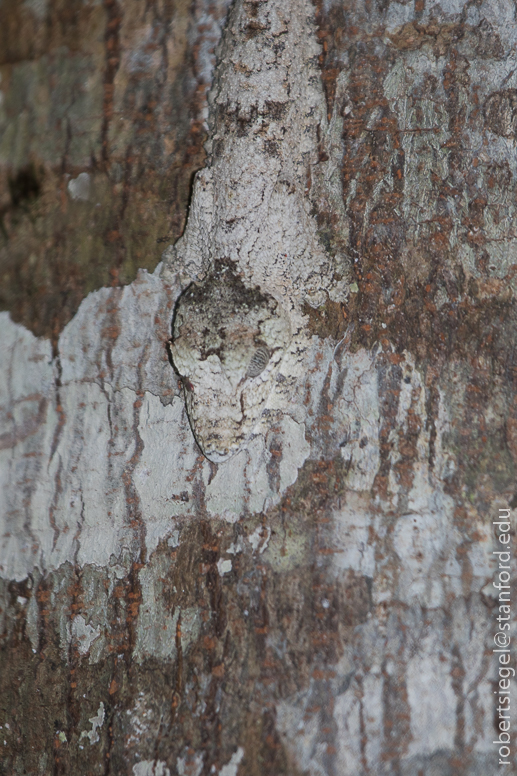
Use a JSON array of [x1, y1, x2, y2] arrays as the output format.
[[493, 508, 513, 767]]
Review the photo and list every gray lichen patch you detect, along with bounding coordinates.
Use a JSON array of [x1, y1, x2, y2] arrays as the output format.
[[134, 550, 202, 664]]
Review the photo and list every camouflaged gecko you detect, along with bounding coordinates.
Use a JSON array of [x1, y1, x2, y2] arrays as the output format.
[[162, 0, 343, 463]]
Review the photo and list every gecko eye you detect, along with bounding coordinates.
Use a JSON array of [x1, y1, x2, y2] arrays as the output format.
[[247, 346, 270, 378]]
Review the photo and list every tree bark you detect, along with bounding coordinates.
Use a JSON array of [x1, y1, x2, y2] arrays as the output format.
[[1, 1, 516, 775]]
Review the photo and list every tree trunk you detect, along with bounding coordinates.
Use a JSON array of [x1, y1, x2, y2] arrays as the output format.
[[1, 1, 516, 775]]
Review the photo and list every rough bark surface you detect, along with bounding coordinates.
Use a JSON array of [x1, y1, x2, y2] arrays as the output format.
[[1, 1, 517, 775], [0, 0, 231, 340]]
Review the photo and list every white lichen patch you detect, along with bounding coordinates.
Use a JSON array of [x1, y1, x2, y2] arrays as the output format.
[[248, 525, 271, 555], [134, 552, 202, 663], [334, 350, 381, 492], [217, 558, 232, 575], [0, 314, 55, 580], [133, 393, 200, 522], [226, 537, 245, 555], [79, 702, 105, 745], [176, 751, 203, 776], [133, 762, 170, 776], [262, 526, 308, 573], [330, 494, 377, 579], [71, 614, 102, 658], [219, 747, 244, 776], [406, 652, 456, 757], [205, 415, 310, 519], [67, 172, 91, 201]]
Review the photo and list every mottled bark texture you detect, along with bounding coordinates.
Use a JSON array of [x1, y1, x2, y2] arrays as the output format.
[[1, 1, 516, 775], [0, 0, 231, 341]]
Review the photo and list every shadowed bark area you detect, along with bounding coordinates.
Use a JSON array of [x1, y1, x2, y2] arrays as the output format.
[[0, 0, 230, 342], [1, 1, 516, 775]]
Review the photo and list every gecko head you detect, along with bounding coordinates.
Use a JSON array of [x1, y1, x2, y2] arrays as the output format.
[[169, 261, 291, 463]]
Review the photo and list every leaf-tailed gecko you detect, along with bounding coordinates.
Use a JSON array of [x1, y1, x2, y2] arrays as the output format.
[[162, 0, 342, 462]]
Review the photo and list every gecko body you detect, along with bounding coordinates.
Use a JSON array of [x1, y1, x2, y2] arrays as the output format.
[[163, 0, 338, 462]]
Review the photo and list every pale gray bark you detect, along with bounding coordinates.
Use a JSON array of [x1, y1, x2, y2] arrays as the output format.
[[1, 1, 516, 774]]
